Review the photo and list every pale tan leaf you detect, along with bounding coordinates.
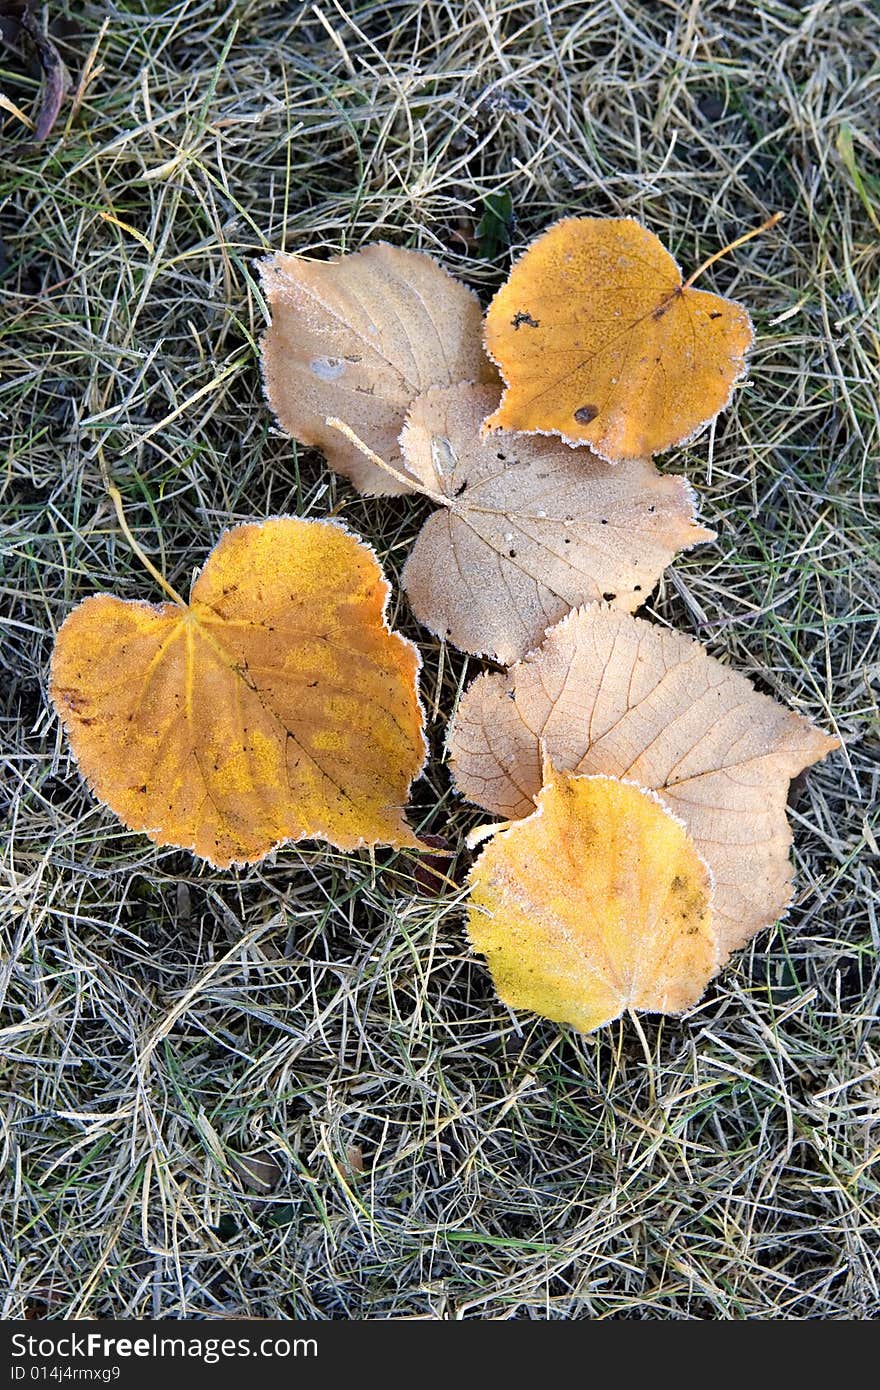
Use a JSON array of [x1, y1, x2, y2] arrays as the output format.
[[259, 244, 495, 495], [449, 606, 839, 958], [400, 383, 713, 664]]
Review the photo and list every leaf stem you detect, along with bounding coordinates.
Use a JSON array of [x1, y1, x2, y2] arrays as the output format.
[[107, 484, 187, 607], [324, 417, 449, 506], [683, 211, 784, 290], [627, 1008, 657, 1106]]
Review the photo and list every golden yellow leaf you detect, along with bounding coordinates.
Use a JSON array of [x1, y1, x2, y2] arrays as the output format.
[[483, 217, 754, 461], [50, 518, 426, 866], [468, 768, 717, 1034], [400, 382, 713, 663], [259, 244, 495, 495], [449, 606, 839, 958]]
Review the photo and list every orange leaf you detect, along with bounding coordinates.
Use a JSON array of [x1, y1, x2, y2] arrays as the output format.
[[260, 244, 496, 495], [468, 768, 717, 1034], [483, 217, 754, 461], [449, 606, 839, 959], [50, 518, 426, 866], [400, 382, 713, 663]]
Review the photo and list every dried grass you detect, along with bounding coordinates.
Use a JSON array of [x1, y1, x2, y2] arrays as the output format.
[[1, 0, 878, 1319]]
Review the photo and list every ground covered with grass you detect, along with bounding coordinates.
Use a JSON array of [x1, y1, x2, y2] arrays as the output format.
[[2, 0, 878, 1319]]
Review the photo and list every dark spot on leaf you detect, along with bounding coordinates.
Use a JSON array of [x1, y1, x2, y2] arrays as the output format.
[[709, 311, 723, 320], [511, 311, 540, 329], [602, 592, 616, 601], [508, 549, 516, 558], [574, 404, 599, 424]]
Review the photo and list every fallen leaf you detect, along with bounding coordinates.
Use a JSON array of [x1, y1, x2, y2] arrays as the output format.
[[400, 383, 713, 663], [468, 768, 717, 1033], [232, 1150, 283, 1192], [50, 518, 426, 866], [259, 244, 495, 495], [410, 831, 456, 897], [345, 1143, 366, 1175], [4, 6, 71, 143], [483, 217, 754, 461], [449, 606, 839, 958]]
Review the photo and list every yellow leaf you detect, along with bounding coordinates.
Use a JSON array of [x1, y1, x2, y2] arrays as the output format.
[[483, 217, 754, 461], [449, 606, 839, 958], [50, 518, 426, 866], [259, 244, 496, 495], [400, 382, 713, 663], [467, 768, 717, 1034]]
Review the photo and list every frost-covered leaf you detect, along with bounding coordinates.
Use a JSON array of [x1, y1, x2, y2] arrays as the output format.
[[484, 217, 754, 461], [260, 244, 495, 494], [449, 606, 838, 957], [50, 518, 426, 865], [468, 768, 717, 1034], [400, 383, 713, 664]]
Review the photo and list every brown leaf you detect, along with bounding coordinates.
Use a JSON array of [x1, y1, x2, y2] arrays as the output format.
[[400, 383, 713, 663], [411, 831, 456, 896], [232, 1149, 283, 1192], [14, 7, 71, 143], [449, 606, 839, 959], [483, 217, 754, 461], [259, 244, 495, 495], [345, 1143, 366, 1175], [50, 518, 427, 866]]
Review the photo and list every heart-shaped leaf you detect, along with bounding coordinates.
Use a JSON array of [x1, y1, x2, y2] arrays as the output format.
[[50, 518, 426, 865], [484, 217, 754, 461], [400, 382, 713, 663], [449, 605, 839, 958], [468, 767, 717, 1034], [260, 244, 495, 494]]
